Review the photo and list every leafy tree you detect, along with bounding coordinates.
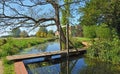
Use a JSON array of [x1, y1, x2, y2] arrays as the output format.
[[83, 25, 96, 38], [36, 27, 47, 37], [96, 23, 112, 39], [47, 30, 54, 37], [39, 27, 48, 34], [12, 28, 21, 37], [20, 30, 28, 38], [61, 0, 72, 35], [48, 30, 54, 35], [79, 0, 120, 36]]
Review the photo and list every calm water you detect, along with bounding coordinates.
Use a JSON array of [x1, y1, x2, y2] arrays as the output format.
[[19, 41, 120, 74]]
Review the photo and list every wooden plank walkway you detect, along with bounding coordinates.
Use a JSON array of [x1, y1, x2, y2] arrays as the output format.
[[7, 49, 86, 61]]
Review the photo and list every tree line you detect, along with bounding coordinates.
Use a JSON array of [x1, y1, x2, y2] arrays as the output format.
[[11, 27, 54, 38]]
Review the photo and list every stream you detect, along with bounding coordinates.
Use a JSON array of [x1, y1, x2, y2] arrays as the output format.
[[19, 41, 120, 74]]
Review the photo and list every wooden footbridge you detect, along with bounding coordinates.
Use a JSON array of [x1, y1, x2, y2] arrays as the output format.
[[7, 48, 86, 61]]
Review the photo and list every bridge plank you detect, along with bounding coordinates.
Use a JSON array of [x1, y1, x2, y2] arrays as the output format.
[[7, 49, 86, 61]]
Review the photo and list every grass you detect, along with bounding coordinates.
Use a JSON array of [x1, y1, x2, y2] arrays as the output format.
[[3, 58, 15, 74], [0, 37, 55, 58], [72, 37, 92, 42], [0, 37, 56, 74]]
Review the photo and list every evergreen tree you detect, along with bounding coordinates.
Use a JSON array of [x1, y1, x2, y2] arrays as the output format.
[[12, 28, 21, 37], [20, 30, 28, 38]]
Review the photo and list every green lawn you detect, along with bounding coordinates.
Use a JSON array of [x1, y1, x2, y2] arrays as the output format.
[[72, 37, 92, 42]]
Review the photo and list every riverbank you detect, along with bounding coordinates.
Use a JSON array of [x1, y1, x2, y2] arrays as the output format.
[[0, 37, 56, 74], [0, 37, 56, 58]]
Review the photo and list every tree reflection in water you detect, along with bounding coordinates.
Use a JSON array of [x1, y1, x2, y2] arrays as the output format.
[[25, 55, 120, 74], [79, 58, 120, 74], [25, 55, 85, 74]]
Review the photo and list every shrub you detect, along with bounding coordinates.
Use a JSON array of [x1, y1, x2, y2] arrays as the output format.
[[83, 25, 96, 38], [96, 24, 112, 39]]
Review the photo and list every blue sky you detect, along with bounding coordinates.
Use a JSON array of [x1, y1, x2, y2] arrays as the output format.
[[0, 0, 83, 37]]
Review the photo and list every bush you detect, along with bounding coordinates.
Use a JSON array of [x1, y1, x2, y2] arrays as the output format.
[[96, 24, 112, 39], [83, 25, 96, 38], [87, 36, 120, 64]]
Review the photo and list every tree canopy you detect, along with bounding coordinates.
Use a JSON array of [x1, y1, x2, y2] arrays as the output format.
[[79, 0, 120, 36]]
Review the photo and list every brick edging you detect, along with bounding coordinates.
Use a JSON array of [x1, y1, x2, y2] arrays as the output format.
[[14, 61, 28, 74]]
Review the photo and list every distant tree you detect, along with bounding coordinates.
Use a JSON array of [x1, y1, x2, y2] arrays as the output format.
[[20, 30, 28, 38], [36, 27, 47, 37], [47, 30, 54, 37], [48, 30, 54, 35], [12, 28, 21, 37]]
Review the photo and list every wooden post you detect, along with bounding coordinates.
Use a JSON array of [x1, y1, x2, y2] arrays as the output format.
[[66, 24, 69, 57], [67, 56, 69, 74], [66, 23, 70, 73], [59, 25, 62, 50]]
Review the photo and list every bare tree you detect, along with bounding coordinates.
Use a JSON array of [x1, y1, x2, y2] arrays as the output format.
[[0, 0, 85, 48]]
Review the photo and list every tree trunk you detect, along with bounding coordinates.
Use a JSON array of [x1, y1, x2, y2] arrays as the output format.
[[48, 1, 77, 50]]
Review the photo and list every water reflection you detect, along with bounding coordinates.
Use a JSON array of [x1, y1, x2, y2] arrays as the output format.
[[79, 58, 120, 74], [25, 55, 86, 74], [25, 56, 120, 74], [19, 41, 60, 54]]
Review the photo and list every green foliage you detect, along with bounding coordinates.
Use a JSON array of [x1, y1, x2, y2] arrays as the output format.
[[79, 0, 120, 36], [71, 37, 85, 48], [39, 27, 48, 33], [0, 39, 7, 46], [47, 30, 54, 37], [83, 25, 96, 38], [2, 58, 15, 74], [36, 27, 48, 37], [61, 0, 71, 26], [73, 37, 92, 42], [0, 38, 55, 58], [82, 24, 112, 39], [87, 35, 120, 64], [0, 38, 55, 74], [96, 24, 112, 39], [48, 30, 54, 35]]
